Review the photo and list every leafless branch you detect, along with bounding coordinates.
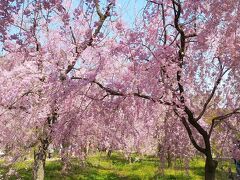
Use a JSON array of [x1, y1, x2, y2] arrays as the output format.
[[196, 58, 230, 121], [0, 90, 33, 117], [65, 2, 113, 75], [71, 76, 175, 105], [209, 108, 240, 137]]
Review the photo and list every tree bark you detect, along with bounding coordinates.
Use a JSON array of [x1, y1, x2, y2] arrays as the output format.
[[106, 148, 112, 158], [205, 156, 218, 180], [167, 150, 172, 168], [32, 105, 56, 179], [61, 142, 70, 174], [33, 141, 48, 180], [61, 153, 70, 174]]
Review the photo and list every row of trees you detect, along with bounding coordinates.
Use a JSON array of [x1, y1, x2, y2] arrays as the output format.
[[0, 0, 240, 179]]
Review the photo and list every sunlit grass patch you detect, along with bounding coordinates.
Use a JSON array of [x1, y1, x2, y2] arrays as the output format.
[[0, 152, 236, 179]]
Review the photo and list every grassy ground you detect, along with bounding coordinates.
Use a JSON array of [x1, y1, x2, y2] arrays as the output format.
[[0, 152, 236, 179]]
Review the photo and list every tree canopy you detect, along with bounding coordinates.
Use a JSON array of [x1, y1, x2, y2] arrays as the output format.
[[0, 0, 240, 179]]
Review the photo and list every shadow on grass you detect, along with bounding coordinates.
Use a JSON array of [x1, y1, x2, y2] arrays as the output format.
[[108, 154, 129, 166], [189, 166, 205, 177], [153, 173, 194, 180], [45, 160, 133, 180], [1, 155, 234, 180], [0, 163, 32, 180]]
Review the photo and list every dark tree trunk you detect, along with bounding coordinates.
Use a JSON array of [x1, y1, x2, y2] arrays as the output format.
[[157, 143, 165, 174], [167, 155, 172, 168], [107, 148, 112, 158], [157, 143, 161, 157], [205, 156, 218, 180], [167, 148, 172, 168]]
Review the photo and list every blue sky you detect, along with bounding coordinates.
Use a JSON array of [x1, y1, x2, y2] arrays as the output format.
[[117, 0, 146, 25]]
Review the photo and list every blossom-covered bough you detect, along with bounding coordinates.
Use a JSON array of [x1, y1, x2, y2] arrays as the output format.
[[0, 0, 240, 180]]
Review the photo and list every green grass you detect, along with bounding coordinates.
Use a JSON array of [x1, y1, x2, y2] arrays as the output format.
[[0, 153, 236, 179]]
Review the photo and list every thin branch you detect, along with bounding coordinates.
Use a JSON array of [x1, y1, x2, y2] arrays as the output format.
[[65, 2, 113, 75], [71, 76, 124, 96], [209, 108, 240, 137], [148, 0, 162, 5], [161, 2, 167, 45], [0, 90, 33, 117], [185, 33, 197, 38], [196, 59, 230, 121], [71, 76, 174, 105], [94, 0, 104, 18]]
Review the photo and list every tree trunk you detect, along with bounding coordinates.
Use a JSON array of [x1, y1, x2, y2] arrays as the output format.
[[167, 148, 172, 168], [61, 154, 70, 174], [61, 145, 70, 174], [124, 153, 132, 164], [205, 157, 218, 180], [128, 156, 132, 164], [107, 148, 112, 158], [167, 151, 172, 168], [33, 144, 47, 180], [33, 109, 55, 179], [157, 143, 165, 174]]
